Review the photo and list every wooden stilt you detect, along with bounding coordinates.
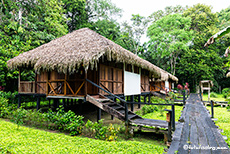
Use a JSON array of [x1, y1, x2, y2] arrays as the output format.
[[79, 99, 83, 114], [36, 96, 40, 111], [48, 98, 51, 108], [97, 108, 101, 122], [18, 94, 21, 108], [62, 98, 65, 109], [138, 95, 141, 108], [131, 95, 134, 112], [148, 93, 151, 103]]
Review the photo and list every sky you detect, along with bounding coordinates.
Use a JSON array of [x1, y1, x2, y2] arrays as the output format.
[[111, 0, 230, 22], [110, 0, 230, 43]]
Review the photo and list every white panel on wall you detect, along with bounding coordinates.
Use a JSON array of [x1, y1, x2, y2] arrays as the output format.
[[165, 81, 169, 90], [124, 71, 141, 96]]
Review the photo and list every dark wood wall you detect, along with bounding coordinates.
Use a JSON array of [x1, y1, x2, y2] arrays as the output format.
[[99, 64, 123, 95]]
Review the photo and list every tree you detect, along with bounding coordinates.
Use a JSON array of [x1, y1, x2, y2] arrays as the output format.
[[183, 3, 218, 47], [0, 0, 68, 91], [148, 5, 186, 23], [174, 4, 230, 92], [120, 14, 148, 54], [86, 0, 122, 22], [62, 0, 89, 32], [147, 13, 194, 75], [177, 49, 224, 92]]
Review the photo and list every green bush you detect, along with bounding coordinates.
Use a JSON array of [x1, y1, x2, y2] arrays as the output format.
[[83, 120, 120, 141], [67, 116, 84, 136], [0, 97, 17, 118], [10, 108, 27, 129], [141, 105, 158, 115], [210, 92, 218, 98], [0, 91, 18, 104], [140, 97, 167, 116], [222, 88, 230, 98]]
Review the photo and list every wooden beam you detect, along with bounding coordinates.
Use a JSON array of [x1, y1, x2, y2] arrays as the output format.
[[75, 81, 85, 95], [48, 82, 57, 95], [66, 81, 74, 95]]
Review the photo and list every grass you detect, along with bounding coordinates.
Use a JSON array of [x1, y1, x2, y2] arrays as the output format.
[[206, 106, 230, 147], [136, 105, 184, 122], [0, 119, 165, 154], [202, 93, 226, 102]]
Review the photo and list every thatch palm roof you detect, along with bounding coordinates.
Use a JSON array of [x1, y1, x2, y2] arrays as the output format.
[[8, 28, 163, 78], [157, 68, 178, 82]]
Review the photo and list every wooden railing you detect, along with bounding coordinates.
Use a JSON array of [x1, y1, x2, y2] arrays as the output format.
[[47, 79, 85, 96], [18, 79, 86, 96], [19, 81, 35, 93]]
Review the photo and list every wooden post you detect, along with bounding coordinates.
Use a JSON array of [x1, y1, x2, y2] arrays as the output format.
[[148, 93, 151, 103], [211, 100, 214, 118], [36, 96, 40, 111], [18, 94, 21, 108], [18, 69, 21, 93], [138, 95, 141, 109], [62, 98, 65, 109], [71, 99, 73, 106], [97, 108, 101, 122], [34, 73, 37, 93], [78, 99, 83, 114], [131, 95, 134, 112], [125, 103, 128, 123], [85, 71, 87, 96], [46, 72, 49, 96], [165, 109, 172, 145], [183, 91, 186, 105], [208, 83, 210, 102], [48, 98, 51, 108], [171, 104, 175, 131], [64, 74, 67, 95], [111, 98, 115, 120]]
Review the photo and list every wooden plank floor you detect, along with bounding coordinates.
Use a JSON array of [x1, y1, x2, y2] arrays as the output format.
[[131, 118, 168, 128], [168, 93, 230, 154]]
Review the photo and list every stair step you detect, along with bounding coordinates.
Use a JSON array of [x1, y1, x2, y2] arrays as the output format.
[[118, 110, 125, 114], [111, 106, 123, 110], [128, 114, 138, 119], [104, 102, 116, 106]]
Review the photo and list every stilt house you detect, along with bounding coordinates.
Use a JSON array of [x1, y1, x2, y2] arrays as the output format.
[[7, 28, 170, 98], [8, 28, 178, 139], [150, 69, 178, 93]]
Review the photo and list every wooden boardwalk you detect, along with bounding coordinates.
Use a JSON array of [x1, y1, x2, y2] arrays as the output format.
[[168, 93, 230, 154]]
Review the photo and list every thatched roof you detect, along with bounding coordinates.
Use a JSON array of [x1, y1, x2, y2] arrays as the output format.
[[155, 68, 178, 82], [8, 28, 162, 78]]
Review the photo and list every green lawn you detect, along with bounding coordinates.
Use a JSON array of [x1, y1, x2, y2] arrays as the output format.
[[202, 94, 226, 102], [141, 105, 184, 122], [0, 119, 165, 154], [206, 106, 230, 147]]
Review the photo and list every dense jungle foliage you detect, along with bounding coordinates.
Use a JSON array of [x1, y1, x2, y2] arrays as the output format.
[[0, 1, 230, 92]]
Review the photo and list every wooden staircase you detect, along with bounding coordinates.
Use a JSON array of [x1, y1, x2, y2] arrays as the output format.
[[86, 95, 142, 122]]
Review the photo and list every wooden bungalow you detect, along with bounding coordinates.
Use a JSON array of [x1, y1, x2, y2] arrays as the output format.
[[7, 28, 165, 99], [8, 28, 177, 141], [150, 69, 178, 94]]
